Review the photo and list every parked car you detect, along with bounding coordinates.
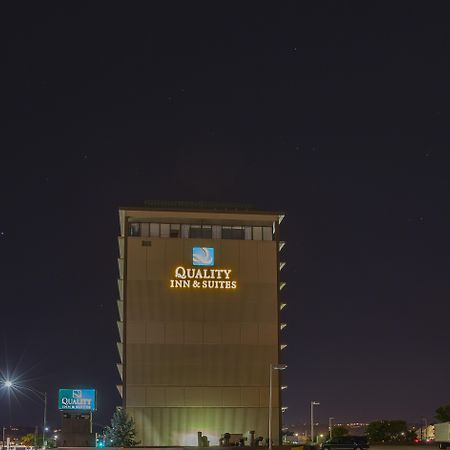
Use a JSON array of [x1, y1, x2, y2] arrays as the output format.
[[320, 436, 369, 450]]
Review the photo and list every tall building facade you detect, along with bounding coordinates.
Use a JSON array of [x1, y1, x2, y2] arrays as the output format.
[[117, 203, 287, 446]]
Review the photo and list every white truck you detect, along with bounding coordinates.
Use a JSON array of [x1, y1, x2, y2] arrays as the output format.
[[435, 422, 450, 449]]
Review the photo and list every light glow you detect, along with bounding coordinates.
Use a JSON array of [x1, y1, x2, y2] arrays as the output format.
[[169, 266, 237, 289]]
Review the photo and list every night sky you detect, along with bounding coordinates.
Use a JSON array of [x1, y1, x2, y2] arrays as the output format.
[[1, 2, 449, 433]]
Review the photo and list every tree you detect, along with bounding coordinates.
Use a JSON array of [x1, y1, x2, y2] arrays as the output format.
[[436, 404, 450, 422], [21, 433, 56, 448], [46, 436, 57, 448], [331, 426, 349, 438], [366, 421, 387, 442], [105, 407, 140, 447], [21, 434, 36, 446], [366, 420, 410, 443], [388, 420, 409, 439]]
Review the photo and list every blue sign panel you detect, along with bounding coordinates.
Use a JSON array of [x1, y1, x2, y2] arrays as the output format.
[[192, 247, 214, 266], [58, 389, 96, 411]]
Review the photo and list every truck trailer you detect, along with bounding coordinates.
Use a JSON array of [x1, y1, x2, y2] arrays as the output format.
[[435, 422, 450, 449]]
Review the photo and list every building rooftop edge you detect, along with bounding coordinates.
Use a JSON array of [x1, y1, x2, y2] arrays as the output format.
[[119, 201, 283, 216]]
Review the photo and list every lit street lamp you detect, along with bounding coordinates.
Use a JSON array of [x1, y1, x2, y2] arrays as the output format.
[[2, 380, 47, 449], [268, 364, 287, 450], [329, 417, 335, 439], [310, 401, 320, 443]]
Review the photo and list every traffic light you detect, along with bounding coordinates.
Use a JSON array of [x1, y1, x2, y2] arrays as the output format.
[[96, 434, 105, 448]]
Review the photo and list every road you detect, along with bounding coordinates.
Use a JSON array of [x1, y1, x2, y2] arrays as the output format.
[[371, 446, 437, 450]]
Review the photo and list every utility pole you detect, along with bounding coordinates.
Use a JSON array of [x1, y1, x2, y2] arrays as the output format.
[[329, 417, 335, 440]]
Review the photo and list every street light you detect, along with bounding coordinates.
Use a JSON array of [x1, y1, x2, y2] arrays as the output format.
[[310, 401, 320, 443], [2, 380, 47, 450], [268, 364, 287, 450], [329, 417, 335, 439]]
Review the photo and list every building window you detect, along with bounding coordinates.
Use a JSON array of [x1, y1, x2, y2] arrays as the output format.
[[150, 223, 159, 237], [231, 226, 245, 240], [189, 225, 202, 238], [263, 226, 273, 241], [130, 223, 140, 236], [188, 225, 212, 239], [181, 224, 190, 238], [170, 224, 180, 238], [141, 223, 150, 237], [212, 225, 221, 239], [201, 225, 212, 238], [222, 226, 232, 239], [160, 224, 170, 238], [252, 226, 262, 240], [128, 221, 274, 241]]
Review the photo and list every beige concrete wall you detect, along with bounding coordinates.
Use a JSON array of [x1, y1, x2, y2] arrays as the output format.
[[124, 237, 280, 446]]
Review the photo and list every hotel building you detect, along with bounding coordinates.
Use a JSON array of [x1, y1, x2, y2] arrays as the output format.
[[117, 202, 287, 446]]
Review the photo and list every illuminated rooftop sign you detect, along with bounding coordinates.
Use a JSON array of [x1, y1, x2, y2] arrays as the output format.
[[192, 247, 214, 266], [58, 389, 96, 411]]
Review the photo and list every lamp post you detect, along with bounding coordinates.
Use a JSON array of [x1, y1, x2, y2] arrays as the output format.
[[268, 364, 287, 450], [310, 401, 320, 443], [329, 417, 335, 440], [42, 392, 47, 449], [2, 381, 47, 449]]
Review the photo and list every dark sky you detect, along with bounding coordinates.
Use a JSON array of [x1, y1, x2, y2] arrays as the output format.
[[1, 2, 449, 432]]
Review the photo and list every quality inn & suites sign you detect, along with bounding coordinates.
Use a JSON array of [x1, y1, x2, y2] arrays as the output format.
[[169, 247, 237, 289]]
